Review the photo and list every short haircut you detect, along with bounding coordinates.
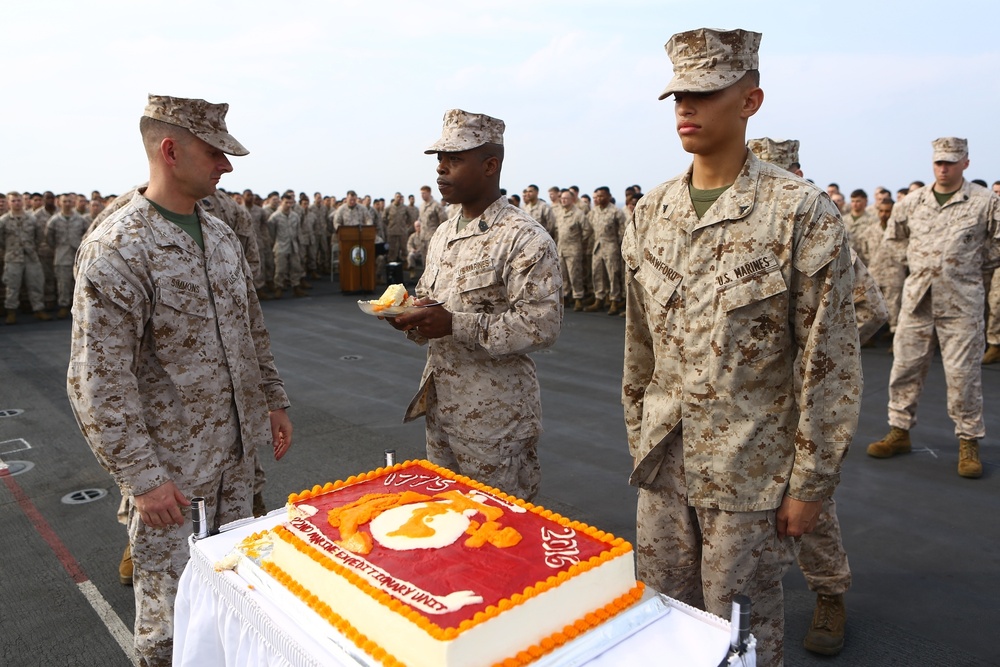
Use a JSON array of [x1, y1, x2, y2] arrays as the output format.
[[850, 189, 867, 199], [139, 115, 189, 159], [594, 186, 611, 195], [828, 182, 839, 190], [526, 184, 538, 191], [420, 185, 431, 192], [346, 190, 358, 197], [972, 179, 988, 188]]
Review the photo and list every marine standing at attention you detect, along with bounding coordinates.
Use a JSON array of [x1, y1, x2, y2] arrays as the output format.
[[66, 94, 293, 667], [866, 137, 999, 479], [389, 109, 563, 501], [621, 29, 861, 665]]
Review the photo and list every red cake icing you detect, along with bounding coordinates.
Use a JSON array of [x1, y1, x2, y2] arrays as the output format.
[[284, 460, 622, 630]]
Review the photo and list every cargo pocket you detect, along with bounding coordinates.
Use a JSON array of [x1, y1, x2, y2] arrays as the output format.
[[152, 285, 212, 364], [717, 268, 788, 365], [456, 267, 506, 313]]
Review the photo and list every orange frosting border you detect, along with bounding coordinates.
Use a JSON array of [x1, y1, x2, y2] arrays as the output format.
[[262, 557, 644, 667], [267, 459, 643, 664]]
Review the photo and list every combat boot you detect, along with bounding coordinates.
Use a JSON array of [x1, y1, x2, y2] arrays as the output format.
[[866, 426, 911, 458], [293, 286, 308, 298], [958, 438, 983, 478], [272, 289, 284, 300], [119, 543, 133, 586], [573, 299, 584, 312], [57, 307, 70, 319], [299, 279, 312, 289], [34, 311, 52, 322], [982, 344, 1000, 365], [584, 298, 605, 312], [5, 312, 15, 325], [607, 300, 622, 316], [803, 593, 845, 655]]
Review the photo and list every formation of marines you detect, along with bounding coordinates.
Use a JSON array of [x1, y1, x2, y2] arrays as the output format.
[[3, 36, 996, 664]]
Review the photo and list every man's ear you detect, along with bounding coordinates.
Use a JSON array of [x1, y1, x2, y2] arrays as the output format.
[[160, 137, 179, 166], [482, 155, 500, 177], [741, 86, 764, 120]]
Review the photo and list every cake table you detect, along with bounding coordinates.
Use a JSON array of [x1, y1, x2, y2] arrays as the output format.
[[173, 512, 756, 667]]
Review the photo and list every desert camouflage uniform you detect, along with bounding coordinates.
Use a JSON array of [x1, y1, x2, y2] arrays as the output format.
[[385, 202, 411, 262], [199, 191, 261, 288], [89, 186, 262, 292], [269, 208, 304, 290], [797, 249, 887, 596], [45, 211, 87, 308], [33, 207, 59, 306], [419, 197, 447, 250], [406, 230, 423, 272], [406, 203, 420, 230], [333, 203, 371, 230], [553, 204, 590, 300], [587, 203, 627, 302], [67, 193, 288, 666], [299, 205, 319, 275], [522, 199, 555, 237], [885, 180, 1000, 439], [246, 204, 274, 289], [623, 152, 861, 666], [404, 196, 562, 501], [870, 224, 907, 332], [843, 210, 881, 269], [0, 210, 46, 311]]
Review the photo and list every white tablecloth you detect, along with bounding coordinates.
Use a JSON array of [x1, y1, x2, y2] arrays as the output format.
[[173, 513, 755, 667]]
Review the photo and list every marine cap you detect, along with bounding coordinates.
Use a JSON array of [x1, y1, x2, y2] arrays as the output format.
[[659, 28, 762, 100], [931, 137, 967, 163], [747, 137, 799, 171], [424, 109, 504, 154], [143, 94, 249, 156]]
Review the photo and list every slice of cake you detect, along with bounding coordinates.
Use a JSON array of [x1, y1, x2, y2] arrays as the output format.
[[239, 460, 642, 667], [369, 283, 412, 312]]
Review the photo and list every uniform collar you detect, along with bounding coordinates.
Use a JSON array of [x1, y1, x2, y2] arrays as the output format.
[[667, 150, 759, 233], [450, 195, 508, 241], [134, 191, 221, 258]]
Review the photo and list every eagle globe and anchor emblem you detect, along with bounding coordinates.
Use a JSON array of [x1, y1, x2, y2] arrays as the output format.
[[350, 244, 368, 267]]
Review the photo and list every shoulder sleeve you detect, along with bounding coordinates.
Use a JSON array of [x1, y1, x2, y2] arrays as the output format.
[[793, 196, 847, 277]]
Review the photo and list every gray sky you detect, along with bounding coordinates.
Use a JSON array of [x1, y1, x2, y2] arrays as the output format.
[[3, 0, 999, 201]]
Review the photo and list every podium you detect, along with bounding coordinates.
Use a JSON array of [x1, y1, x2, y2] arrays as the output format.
[[337, 225, 376, 293]]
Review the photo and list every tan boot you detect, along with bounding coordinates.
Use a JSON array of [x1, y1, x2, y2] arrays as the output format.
[[958, 438, 983, 478], [803, 593, 845, 655], [119, 543, 133, 586], [983, 344, 1000, 365], [252, 492, 267, 518], [34, 311, 52, 321], [5, 312, 15, 325], [293, 286, 308, 298], [607, 299, 622, 316], [573, 299, 584, 312], [583, 298, 605, 312], [57, 307, 70, 319], [272, 289, 284, 300], [866, 426, 911, 458]]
